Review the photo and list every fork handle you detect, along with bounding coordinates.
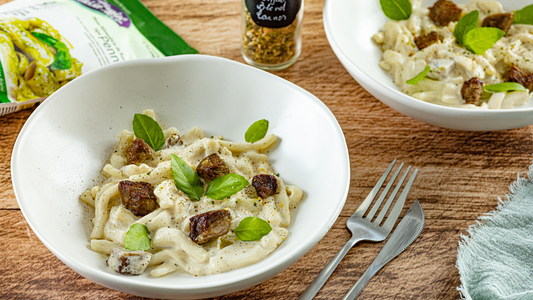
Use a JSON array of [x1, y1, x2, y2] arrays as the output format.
[[298, 237, 360, 300]]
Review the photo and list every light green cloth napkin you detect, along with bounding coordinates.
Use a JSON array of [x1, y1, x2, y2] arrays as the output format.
[[456, 163, 533, 300]]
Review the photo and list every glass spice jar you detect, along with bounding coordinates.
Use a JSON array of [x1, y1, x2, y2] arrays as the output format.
[[241, 0, 303, 71]]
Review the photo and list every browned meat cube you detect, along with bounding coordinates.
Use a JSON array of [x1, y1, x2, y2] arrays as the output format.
[[252, 174, 279, 199], [189, 209, 232, 244], [162, 134, 182, 149], [482, 12, 514, 34], [504, 65, 533, 91], [461, 77, 484, 105], [126, 138, 154, 165], [196, 153, 229, 182], [415, 31, 440, 50], [107, 248, 152, 275], [118, 180, 159, 216], [429, 0, 462, 26]]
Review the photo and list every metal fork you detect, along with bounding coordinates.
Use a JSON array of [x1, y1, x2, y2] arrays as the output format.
[[298, 160, 418, 300]]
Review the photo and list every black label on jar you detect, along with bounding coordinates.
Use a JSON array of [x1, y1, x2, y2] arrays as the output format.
[[245, 0, 301, 28]]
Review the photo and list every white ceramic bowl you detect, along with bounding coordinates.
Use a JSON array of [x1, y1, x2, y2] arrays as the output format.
[[11, 55, 350, 299], [324, 0, 533, 131]]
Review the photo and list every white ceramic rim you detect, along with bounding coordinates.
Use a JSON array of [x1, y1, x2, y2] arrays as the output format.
[[322, 0, 533, 119], [11, 54, 351, 292]]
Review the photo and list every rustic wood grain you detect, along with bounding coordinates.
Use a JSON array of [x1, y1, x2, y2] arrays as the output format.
[[0, 107, 35, 208], [0, 210, 468, 300], [1, 0, 532, 298]]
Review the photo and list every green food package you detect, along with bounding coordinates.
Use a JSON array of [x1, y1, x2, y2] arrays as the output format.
[[0, 0, 197, 116]]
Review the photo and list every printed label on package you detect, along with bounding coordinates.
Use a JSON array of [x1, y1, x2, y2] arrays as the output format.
[[75, 0, 130, 27], [0, 61, 9, 103]]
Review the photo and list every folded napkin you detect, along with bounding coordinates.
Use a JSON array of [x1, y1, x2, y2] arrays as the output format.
[[456, 163, 533, 300]]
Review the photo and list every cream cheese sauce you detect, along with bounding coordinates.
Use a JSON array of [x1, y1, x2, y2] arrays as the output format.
[[83, 110, 304, 277]]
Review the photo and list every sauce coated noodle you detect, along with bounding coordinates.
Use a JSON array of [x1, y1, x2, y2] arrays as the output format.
[[81, 109, 304, 276]]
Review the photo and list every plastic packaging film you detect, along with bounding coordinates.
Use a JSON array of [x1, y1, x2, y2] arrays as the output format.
[[0, 0, 198, 116]]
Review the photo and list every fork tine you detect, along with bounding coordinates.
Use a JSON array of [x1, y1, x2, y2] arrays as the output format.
[[365, 163, 404, 220], [373, 166, 411, 225], [353, 159, 396, 218], [382, 169, 418, 231]]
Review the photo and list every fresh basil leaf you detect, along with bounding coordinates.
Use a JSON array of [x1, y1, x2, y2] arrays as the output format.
[[379, 0, 412, 21], [245, 119, 269, 143], [483, 82, 527, 93], [463, 27, 505, 55], [454, 10, 479, 46], [481, 90, 493, 100], [124, 223, 151, 251], [514, 4, 533, 25], [171, 154, 204, 201], [32, 32, 72, 70], [205, 173, 249, 200], [234, 217, 272, 241], [132, 114, 165, 151], [406, 65, 430, 85]]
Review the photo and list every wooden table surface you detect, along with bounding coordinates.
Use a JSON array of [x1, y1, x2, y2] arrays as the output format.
[[2, 0, 532, 299]]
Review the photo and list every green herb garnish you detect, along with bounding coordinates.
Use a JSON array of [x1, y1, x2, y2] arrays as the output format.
[[379, 0, 412, 20], [406, 65, 430, 85], [483, 82, 527, 93], [205, 173, 249, 200], [234, 217, 272, 241], [463, 27, 505, 55], [132, 114, 165, 151], [124, 223, 151, 251], [454, 10, 479, 46], [52, 43, 71, 70], [171, 154, 203, 201], [514, 4, 533, 25], [452, 11, 505, 55], [32, 32, 72, 70], [245, 119, 269, 143]]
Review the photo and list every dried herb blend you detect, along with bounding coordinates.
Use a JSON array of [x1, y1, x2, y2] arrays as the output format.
[[241, 0, 303, 70]]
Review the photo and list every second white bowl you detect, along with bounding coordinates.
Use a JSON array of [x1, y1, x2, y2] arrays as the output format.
[[324, 0, 533, 131]]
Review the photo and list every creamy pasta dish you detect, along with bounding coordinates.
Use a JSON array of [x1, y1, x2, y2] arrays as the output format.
[[80, 110, 303, 277], [373, 0, 533, 109]]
